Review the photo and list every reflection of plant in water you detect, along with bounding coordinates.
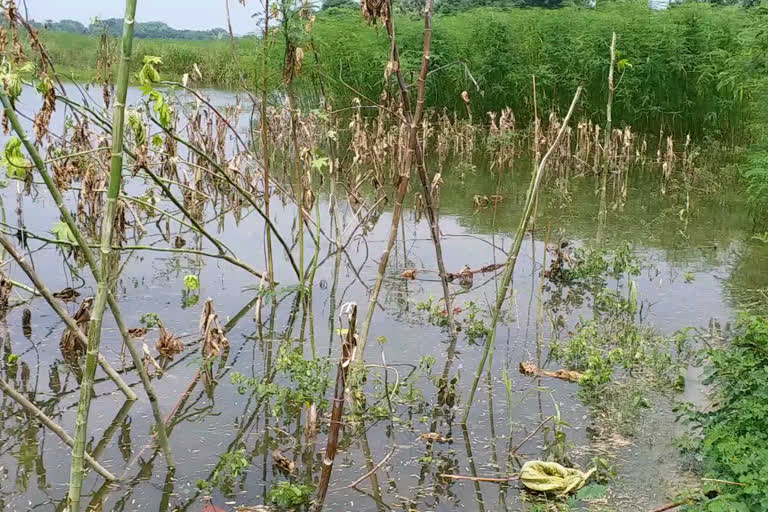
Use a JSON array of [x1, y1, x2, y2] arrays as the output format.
[[415, 297, 490, 343], [197, 447, 248, 495]]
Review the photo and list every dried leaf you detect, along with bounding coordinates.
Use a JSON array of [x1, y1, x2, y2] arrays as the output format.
[[419, 432, 449, 443], [272, 449, 295, 475]]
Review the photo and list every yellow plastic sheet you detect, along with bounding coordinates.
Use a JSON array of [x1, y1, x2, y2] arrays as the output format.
[[519, 460, 595, 496]]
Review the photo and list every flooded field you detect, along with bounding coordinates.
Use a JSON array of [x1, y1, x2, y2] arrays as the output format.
[[0, 83, 762, 512]]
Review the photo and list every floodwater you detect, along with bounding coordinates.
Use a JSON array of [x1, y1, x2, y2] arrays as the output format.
[[0, 85, 763, 511]]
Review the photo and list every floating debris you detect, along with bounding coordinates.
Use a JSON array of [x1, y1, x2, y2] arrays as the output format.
[[128, 327, 147, 338], [156, 325, 183, 359], [52, 287, 80, 301], [419, 432, 450, 443], [519, 460, 595, 496], [60, 297, 92, 359], [272, 449, 295, 475], [519, 361, 582, 383]]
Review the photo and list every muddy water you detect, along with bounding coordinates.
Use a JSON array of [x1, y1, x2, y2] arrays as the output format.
[[0, 85, 762, 511]]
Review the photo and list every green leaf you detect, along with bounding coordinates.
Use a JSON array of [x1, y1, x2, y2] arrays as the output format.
[[140, 312, 161, 328], [127, 110, 146, 146], [149, 90, 172, 128], [311, 156, 329, 171], [51, 221, 76, 244], [138, 55, 162, 85], [184, 274, 200, 291], [575, 483, 607, 501], [1, 137, 30, 180], [617, 58, 633, 71]]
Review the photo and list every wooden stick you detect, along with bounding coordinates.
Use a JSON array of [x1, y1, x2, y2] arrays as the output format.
[[0, 376, 116, 481], [344, 445, 397, 489], [649, 500, 687, 512], [511, 416, 552, 455], [312, 303, 358, 511], [701, 478, 745, 486], [439, 474, 519, 483]]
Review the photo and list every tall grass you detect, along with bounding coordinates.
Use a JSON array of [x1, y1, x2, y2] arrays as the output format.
[[38, 1, 758, 138]]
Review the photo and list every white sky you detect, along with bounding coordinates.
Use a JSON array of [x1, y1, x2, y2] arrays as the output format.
[[23, 0, 260, 34]]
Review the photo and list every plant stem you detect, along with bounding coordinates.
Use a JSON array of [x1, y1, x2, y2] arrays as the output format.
[[313, 303, 358, 511], [462, 86, 582, 424], [358, 0, 453, 357], [261, 1, 275, 283], [598, 32, 616, 243]]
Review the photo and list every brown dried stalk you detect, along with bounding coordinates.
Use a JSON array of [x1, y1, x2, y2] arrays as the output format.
[[312, 303, 358, 511]]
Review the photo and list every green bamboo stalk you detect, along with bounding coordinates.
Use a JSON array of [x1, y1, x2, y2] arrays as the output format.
[[0, 235, 136, 400], [597, 32, 616, 243], [68, 2, 139, 508], [462, 87, 582, 424], [261, 3, 275, 283]]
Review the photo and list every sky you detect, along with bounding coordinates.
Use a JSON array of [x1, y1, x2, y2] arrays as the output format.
[[24, 0, 259, 34]]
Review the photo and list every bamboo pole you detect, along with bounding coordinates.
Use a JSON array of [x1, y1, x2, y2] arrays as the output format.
[[261, 0, 275, 283], [0, 236, 136, 400], [67, 2, 139, 508], [597, 32, 616, 243], [0, 376, 116, 481], [462, 87, 583, 423]]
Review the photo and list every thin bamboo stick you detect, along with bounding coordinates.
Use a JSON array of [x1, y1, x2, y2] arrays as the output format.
[[462, 87, 583, 423]]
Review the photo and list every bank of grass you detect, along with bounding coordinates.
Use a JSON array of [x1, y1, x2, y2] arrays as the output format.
[[37, 0, 758, 138]]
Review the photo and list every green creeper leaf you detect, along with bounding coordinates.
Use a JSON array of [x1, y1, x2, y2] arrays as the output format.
[[149, 90, 172, 128], [184, 274, 200, 291], [138, 55, 162, 86], [51, 221, 76, 244], [617, 58, 633, 71], [575, 483, 607, 501], [127, 110, 146, 146], [140, 312, 160, 328], [311, 156, 329, 171]]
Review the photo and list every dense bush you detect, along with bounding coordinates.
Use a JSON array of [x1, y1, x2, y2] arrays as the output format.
[[683, 315, 768, 511]]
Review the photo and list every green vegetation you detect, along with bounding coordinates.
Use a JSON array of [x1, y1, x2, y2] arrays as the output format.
[[679, 315, 768, 511], [267, 481, 315, 508], [38, 1, 761, 137]]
